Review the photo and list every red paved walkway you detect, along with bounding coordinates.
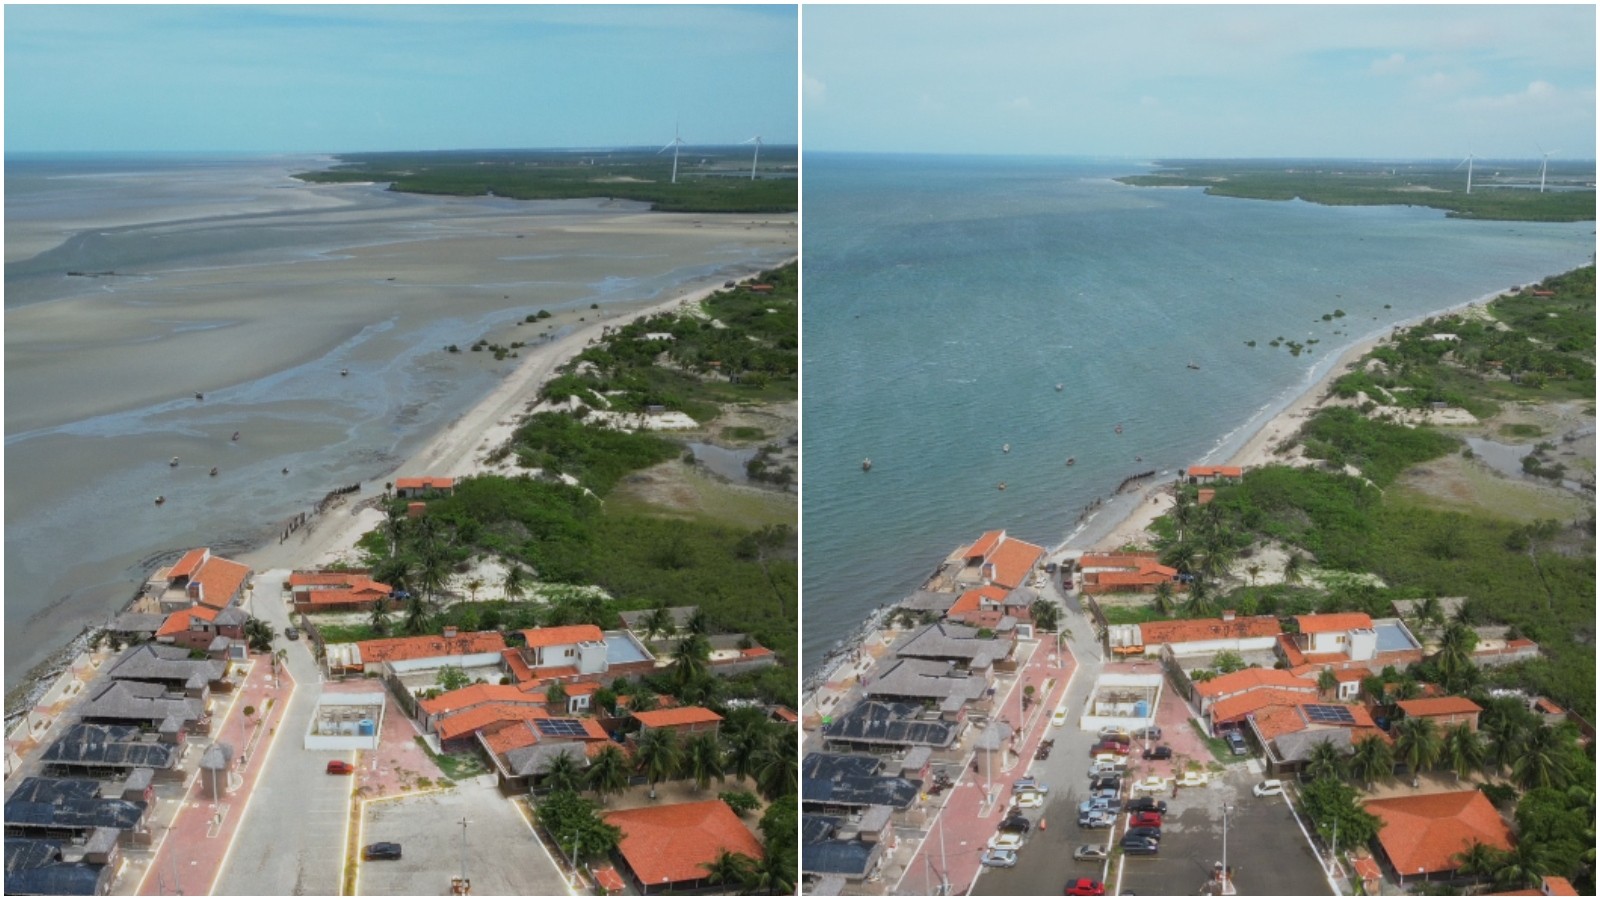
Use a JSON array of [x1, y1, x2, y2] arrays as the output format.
[[898, 637, 1078, 895], [139, 655, 296, 896]]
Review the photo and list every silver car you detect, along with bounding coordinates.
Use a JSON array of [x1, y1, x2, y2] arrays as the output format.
[[1074, 844, 1109, 862], [980, 848, 1019, 868]]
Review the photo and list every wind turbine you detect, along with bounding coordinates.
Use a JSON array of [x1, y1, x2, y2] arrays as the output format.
[[1536, 144, 1559, 192], [1453, 153, 1474, 194], [658, 123, 685, 184], [741, 135, 763, 180]]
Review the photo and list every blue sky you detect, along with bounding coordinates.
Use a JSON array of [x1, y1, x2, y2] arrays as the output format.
[[5, 5, 797, 153], [803, 5, 1596, 160]]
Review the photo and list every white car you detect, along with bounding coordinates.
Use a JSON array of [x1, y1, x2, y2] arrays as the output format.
[[1098, 727, 1131, 742], [1012, 777, 1049, 794], [1014, 790, 1047, 809], [1175, 770, 1211, 788], [1131, 776, 1171, 796], [1253, 779, 1285, 797], [980, 848, 1018, 867], [987, 832, 1026, 851], [1052, 704, 1071, 727]]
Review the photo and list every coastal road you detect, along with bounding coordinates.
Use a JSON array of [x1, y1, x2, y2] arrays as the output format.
[[213, 568, 351, 896]]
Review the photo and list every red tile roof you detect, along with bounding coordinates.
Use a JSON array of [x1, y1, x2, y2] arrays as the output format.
[[1210, 689, 1316, 724], [603, 800, 764, 886], [592, 865, 627, 894], [481, 719, 542, 755], [522, 625, 604, 648], [773, 706, 798, 723], [633, 706, 723, 729], [289, 571, 386, 589], [1141, 615, 1281, 649], [156, 605, 220, 637], [964, 530, 1005, 561], [1364, 790, 1513, 875], [948, 585, 1009, 617], [1397, 697, 1482, 718], [1534, 697, 1565, 716], [438, 704, 548, 742], [1193, 667, 1315, 698], [168, 548, 209, 581], [192, 555, 251, 609], [738, 647, 774, 658], [396, 476, 454, 491], [1187, 465, 1243, 479], [1295, 613, 1374, 634], [354, 631, 507, 665], [418, 683, 540, 717], [1078, 552, 1162, 569], [986, 536, 1044, 590]]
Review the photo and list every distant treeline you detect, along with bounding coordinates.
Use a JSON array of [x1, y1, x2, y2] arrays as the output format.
[[1118, 159, 1595, 222], [295, 147, 797, 213]]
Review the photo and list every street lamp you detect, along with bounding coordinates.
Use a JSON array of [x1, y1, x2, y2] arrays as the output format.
[[1220, 803, 1236, 896]]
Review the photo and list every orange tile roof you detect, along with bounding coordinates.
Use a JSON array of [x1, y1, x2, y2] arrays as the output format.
[[592, 865, 627, 894], [192, 555, 251, 609], [773, 706, 798, 723], [986, 536, 1044, 589], [1097, 566, 1177, 587], [396, 476, 454, 490], [156, 605, 220, 637], [168, 548, 209, 581], [739, 647, 774, 658], [289, 571, 387, 589], [1078, 552, 1162, 569], [1252, 705, 1313, 741], [1141, 615, 1281, 649], [603, 800, 764, 886], [437, 703, 547, 742], [355, 631, 507, 665], [522, 625, 604, 648], [1540, 876, 1578, 896], [1397, 697, 1482, 718], [1194, 667, 1315, 698], [481, 719, 542, 755], [1295, 613, 1374, 634], [418, 683, 540, 717], [948, 585, 1008, 617], [633, 706, 723, 729], [964, 530, 1005, 560], [1210, 689, 1317, 724], [1365, 790, 1513, 875], [1197, 488, 1217, 505], [1187, 465, 1243, 478], [1534, 697, 1565, 716]]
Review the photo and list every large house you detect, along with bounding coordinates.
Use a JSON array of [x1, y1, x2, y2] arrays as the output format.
[[1364, 790, 1513, 881], [602, 800, 764, 893], [146, 548, 252, 613], [1078, 553, 1181, 595], [334, 630, 507, 675], [1111, 612, 1281, 659], [394, 477, 454, 498], [288, 571, 393, 614], [953, 530, 1044, 592]]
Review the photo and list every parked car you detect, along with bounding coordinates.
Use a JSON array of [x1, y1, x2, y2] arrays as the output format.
[[1128, 811, 1162, 829], [1124, 826, 1161, 842], [1073, 844, 1109, 862], [1127, 798, 1168, 814], [362, 842, 402, 861], [1175, 770, 1210, 788], [1014, 790, 1046, 809], [1225, 732, 1249, 756], [285, 626, 300, 640], [1089, 787, 1119, 803], [1012, 777, 1049, 794], [1088, 762, 1124, 778], [1130, 776, 1170, 795], [1089, 775, 1122, 793], [980, 848, 1018, 868], [999, 813, 1032, 833], [1135, 726, 1162, 740], [326, 760, 353, 775], [1089, 741, 1129, 757], [1120, 836, 1160, 856], [1253, 779, 1285, 798], [1077, 797, 1115, 815], [987, 832, 1026, 852], [1077, 810, 1115, 829], [1141, 745, 1172, 761], [1052, 704, 1071, 728], [1064, 877, 1106, 896], [1097, 727, 1131, 742]]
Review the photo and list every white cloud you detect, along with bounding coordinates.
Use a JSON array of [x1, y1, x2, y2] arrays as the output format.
[[803, 73, 826, 106], [1369, 53, 1406, 75], [1003, 96, 1032, 111], [1139, 96, 1160, 109], [1462, 79, 1562, 111]]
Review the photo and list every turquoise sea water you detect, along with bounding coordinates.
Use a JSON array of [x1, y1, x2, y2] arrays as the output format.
[[801, 153, 1594, 675]]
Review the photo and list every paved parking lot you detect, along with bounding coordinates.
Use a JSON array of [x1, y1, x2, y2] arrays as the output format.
[[357, 777, 570, 897]]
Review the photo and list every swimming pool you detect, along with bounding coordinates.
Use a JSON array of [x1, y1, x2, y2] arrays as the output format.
[[1372, 620, 1421, 653]]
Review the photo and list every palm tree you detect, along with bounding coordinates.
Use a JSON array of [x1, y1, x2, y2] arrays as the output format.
[[1316, 668, 1338, 699], [641, 604, 676, 641], [672, 632, 713, 688], [700, 849, 755, 887], [1512, 725, 1573, 791], [1152, 580, 1176, 617], [502, 564, 528, 603], [1393, 716, 1443, 778], [1441, 721, 1487, 781], [752, 742, 797, 801], [724, 714, 777, 784], [464, 576, 483, 603], [634, 727, 682, 799], [683, 731, 726, 792], [368, 595, 391, 634], [742, 841, 796, 895], [1171, 489, 1196, 542], [585, 744, 630, 803], [1348, 734, 1394, 789], [403, 592, 430, 635], [539, 748, 585, 793], [684, 607, 711, 637], [416, 550, 452, 609], [1433, 622, 1478, 690], [545, 681, 569, 714], [1452, 841, 1503, 884], [1029, 598, 1060, 632], [1491, 840, 1552, 891], [627, 691, 660, 713], [1283, 551, 1305, 585], [1305, 738, 1345, 783], [1481, 709, 1528, 776], [1182, 578, 1216, 618]]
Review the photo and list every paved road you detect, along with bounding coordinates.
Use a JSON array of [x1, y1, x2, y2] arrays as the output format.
[[213, 567, 352, 896]]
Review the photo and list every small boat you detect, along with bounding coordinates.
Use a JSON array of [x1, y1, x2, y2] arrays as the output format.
[[209, 467, 219, 477], [997, 481, 1007, 491], [154, 495, 165, 505], [1136, 456, 1143, 462], [195, 392, 204, 401], [340, 368, 349, 377], [1114, 424, 1123, 435], [282, 467, 290, 475], [169, 457, 179, 467], [862, 458, 873, 472], [1187, 361, 1201, 370], [231, 432, 240, 442], [1002, 443, 1011, 454], [1055, 383, 1064, 392], [1066, 457, 1076, 466]]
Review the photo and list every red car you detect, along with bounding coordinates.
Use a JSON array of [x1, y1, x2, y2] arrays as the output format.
[[326, 760, 354, 775], [1064, 878, 1105, 896], [1090, 741, 1129, 756], [1128, 810, 1162, 829]]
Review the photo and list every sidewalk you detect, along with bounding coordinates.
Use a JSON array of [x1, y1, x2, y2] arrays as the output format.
[[137, 655, 296, 896]]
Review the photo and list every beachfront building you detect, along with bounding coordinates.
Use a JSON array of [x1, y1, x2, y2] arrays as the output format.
[[821, 701, 961, 753], [393, 476, 454, 498], [77, 681, 209, 740], [333, 629, 508, 676], [803, 814, 887, 890], [1078, 552, 1181, 595], [1186, 465, 1244, 485], [144, 548, 252, 614], [801, 753, 920, 815], [894, 622, 1015, 675], [104, 644, 227, 700], [153, 605, 248, 656], [4, 836, 119, 896], [1110, 611, 1281, 660], [39, 724, 180, 781], [861, 658, 988, 713], [601, 799, 765, 894], [944, 584, 1038, 633], [1363, 790, 1514, 884], [4, 776, 151, 845], [952, 530, 1045, 592], [288, 570, 393, 614]]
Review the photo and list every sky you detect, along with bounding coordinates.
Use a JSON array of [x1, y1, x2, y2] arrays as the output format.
[[4, 4, 797, 154], [803, 4, 1597, 160]]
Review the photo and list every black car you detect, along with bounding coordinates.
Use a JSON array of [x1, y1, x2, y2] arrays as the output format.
[[1141, 745, 1172, 761], [1121, 837, 1160, 856], [1127, 798, 1168, 814], [1124, 826, 1161, 842], [999, 814, 1031, 833], [1225, 732, 1250, 756], [362, 842, 402, 861], [1090, 775, 1122, 792], [1135, 726, 1162, 740], [285, 626, 300, 640]]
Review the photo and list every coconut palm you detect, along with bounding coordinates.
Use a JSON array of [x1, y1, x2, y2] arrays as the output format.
[[1182, 578, 1216, 618], [502, 564, 528, 603], [1283, 551, 1306, 585], [539, 748, 585, 793], [672, 632, 713, 687], [1452, 841, 1503, 884], [1441, 721, 1487, 781], [753, 742, 797, 801], [1512, 725, 1574, 791], [1433, 622, 1478, 690], [641, 605, 676, 641], [585, 744, 630, 803], [368, 595, 391, 634], [1029, 598, 1061, 632], [742, 840, 797, 895], [1305, 738, 1346, 783], [1491, 840, 1552, 891], [1393, 716, 1443, 777], [699, 849, 755, 887], [1153, 580, 1177, 617], [402, 591, 431, 635], [724, 714, 778, 784], [634, 727, 682, 799], [1480, 706, 1530, 776], [1316, 668, 1339, 699], [416, 550, 452, 609], [684, 607, 711, 637], [683, 731, 726, 792], [627, 691, 660, 713], [1348, 734, 1394, 789]]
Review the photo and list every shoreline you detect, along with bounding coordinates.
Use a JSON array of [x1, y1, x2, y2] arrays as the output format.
[[803, 278, 1537, 690], [5, 254, 794, 712]]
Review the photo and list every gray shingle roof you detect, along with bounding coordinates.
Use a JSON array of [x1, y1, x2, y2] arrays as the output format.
[[822, 701, 959, 749], [40, 724, 178, 771], [895, 623, 1011, 664], [106, 644, 223, 688], [863, 658, 986, 702], [79, 680, 203, 728]]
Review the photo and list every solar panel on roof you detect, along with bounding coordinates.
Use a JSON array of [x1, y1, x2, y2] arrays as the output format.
[[1303, 704, 1356, 725], [535, 718, 589, 737]]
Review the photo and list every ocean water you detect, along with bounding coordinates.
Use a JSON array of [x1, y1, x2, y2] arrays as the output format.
[[4, 155, 794, 693], [801, 153, 1594, 674]]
